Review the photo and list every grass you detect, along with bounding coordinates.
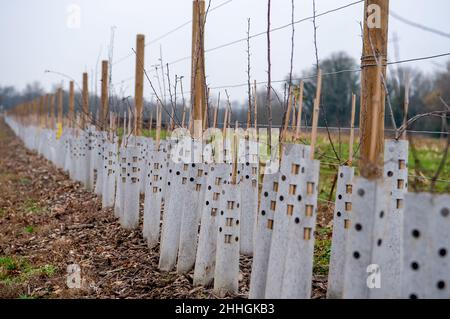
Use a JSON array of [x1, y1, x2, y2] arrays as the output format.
[[0, 207, 5, 218], [18, 294, 38, 299], [0, 256, 57, 286], [116, 127, 169, 144], [22, 199, 46, 214], [313, 227, 332, 276], [23, 226, 35, 234], [19, 177, 31, 185]]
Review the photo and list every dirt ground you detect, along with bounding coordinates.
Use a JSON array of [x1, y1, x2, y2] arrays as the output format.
[[0, 117, 327, 299]]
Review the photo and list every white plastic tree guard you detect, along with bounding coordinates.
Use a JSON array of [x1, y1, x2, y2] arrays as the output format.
[[327, 165, 355, 299], [159, 161, 187, 272], [214, 173, 242, 297], [86, 126, 96, 191], [194, 163, 231, 287], [136, 136, 147, 194], [342, 177, 394, 299], [143, 146, 169, 247], [94, 131, 107, 195], [383, 139, 409, 297], [63, 129, 73, 173], [239, 139, 259, 256], [402, 193, 450, 299], [69, 135, 78, 181], [115, 145, 127, 220], [249, 171, 280, 299], [281, 157, 320, 298], [101, 141, 117, 208], [265, 144, 311, 299], [177, 162, 207, 273], [78, 134, 90, 186], [121, 145, 141, 230], [142, 138, 155, 196]]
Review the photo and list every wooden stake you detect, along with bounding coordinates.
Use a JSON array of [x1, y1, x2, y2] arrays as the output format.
[[191, 0, 206, 139], [134, 34, 145, 136], [369, 65, 383, 165], [282, 87, 293, 142], [359, 0, 390, 179], [294, 81, 304, 140], [222, 107, 229, 139], [309, 70, 322, 160], [156, 103, 162, 149], [69, 81, 75, 128], [203, 100, 208, 130], [291, 95, 296, 133], [82, 72, 89, 129], [57, 88, 63, 126], [181, 107, 187, 129], [213, 105, 218, 129], [101, 60, 109, 131], [50, 93, 55, 129], [231, 121, 239, 185], [44, 94, 49, 129], [402, 73, 409, 140], [348, 93, 357, 166]]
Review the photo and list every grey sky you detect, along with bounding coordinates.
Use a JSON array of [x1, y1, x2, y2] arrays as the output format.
[[1, 0, 449, 102]]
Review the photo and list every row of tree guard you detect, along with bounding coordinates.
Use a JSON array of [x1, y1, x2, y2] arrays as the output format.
[[4, 112, 449, 298]]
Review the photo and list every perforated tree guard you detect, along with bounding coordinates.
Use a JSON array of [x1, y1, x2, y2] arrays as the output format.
[[265, 144, 312, 299], [328, 165, 355, 299], [214, 172, 242, 297], [101, 141, 117, 208], [402, 193, 450, 299], [143, 145, 169, 247], [194, 163, 232, 287], [159, 161, 187, 272], [121, 145, 141, 230], [249, 171, 280, 299], [239, 139, 259, 256]]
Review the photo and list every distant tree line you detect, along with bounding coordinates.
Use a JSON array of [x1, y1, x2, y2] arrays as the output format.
[[1, 52, 449, 132]]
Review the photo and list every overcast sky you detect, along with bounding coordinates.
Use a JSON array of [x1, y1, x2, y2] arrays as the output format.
[[1, 0, 449, 102]]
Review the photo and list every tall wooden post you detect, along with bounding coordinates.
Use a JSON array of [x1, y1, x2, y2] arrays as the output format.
[[101, 60, 109, 131], [349, 93, 357, 165], [134, 34, 145, 136], [38, 96, 44, 128], [294, 81, 304, 140], [82, 72, 89, 129], [44, 94, 49, 128], [50, 94, 55, 129], [69, 81, 75, 128], [57, 88, 63, 126], [309, 70, 322, 160], [401, 74, 409, 140], [191, 0, 207, 139], [359, 0, 390, 178]]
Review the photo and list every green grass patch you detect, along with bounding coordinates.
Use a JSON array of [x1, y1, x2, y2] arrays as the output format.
[[0, 207, 5, 218], [0, 256, 57, 286], [313, 227, 332, 276], [18, 294, 38, 299], [23, 226, 35, 234], [22, 199, 46, 214], [116, 128, 169, 145], [18, 177, 32, 185]]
